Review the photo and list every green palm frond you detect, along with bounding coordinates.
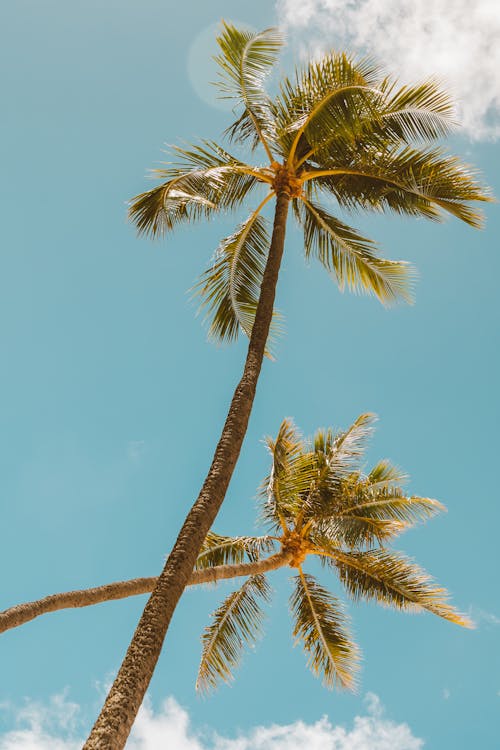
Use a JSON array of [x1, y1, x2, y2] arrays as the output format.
[[266, 418, 304, 478], [215, 22, 282, 156], [313, 517, 404, 549], [290, 571, 359, 689], [294, 78, 456, 168], [299, 198, 415, 304], [260, 418, 302, 529], [274, 53, 383, 156], [324, 413, 376, 476], [196, 575, 271, 693], [195, 532, 276, 570], [129, 140, 266, 238], [164, 141, 269, 207], [129, 177, 217, 238], [339, 483, 444, 527], [194, 207, 282, 346], [380, 79, 456, 142], [269, 415, 376, 527], [331, 548, 472, 627], [312, 486, 443, 548], [366, 459, 408, 489], [309, 146, 491, 227], [260, 419, 322, 528]]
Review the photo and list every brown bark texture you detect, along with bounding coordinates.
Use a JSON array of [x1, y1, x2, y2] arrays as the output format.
[[0, 552, 291, 635], [83, 193, 290, 749]]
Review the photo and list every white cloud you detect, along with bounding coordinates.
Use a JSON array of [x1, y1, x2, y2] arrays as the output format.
[[0, 692, 423, 750], [468, 606, 500, 626], [128, 440, 146, 463], [276, 0, 500, 140]]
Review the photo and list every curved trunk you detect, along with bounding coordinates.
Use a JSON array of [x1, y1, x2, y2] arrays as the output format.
[[84, 193, 290, 749], [0, 552, 291, 635]]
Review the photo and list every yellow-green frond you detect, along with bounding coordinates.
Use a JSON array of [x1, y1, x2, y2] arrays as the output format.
[[274, 52, 384, 157], [332, 548, 472, 627], [314, 484, 444, 547], [215, 22, 282, 157], [380, 79, 456, 142], [290, 571, 359, 689], [339, 487, 444, 528], [327, 413, 376, 472], [196, 532, 276, 570], [196, 575, 271, 693], [129, 179, 217, 238], [193, 205, 282, 347], [260, 419, 324, 529], [129, 141, 262, 238], [299, 198, 415, 305], [367, 460, 408, 489], [306, 146, 492, 227]]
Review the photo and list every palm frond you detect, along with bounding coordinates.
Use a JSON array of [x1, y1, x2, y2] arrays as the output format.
[[312, 483, 443, 547], [266, 418, 304, 479], [367, 459, 408, 489], [215, 22, 282, 157], [380, 79, 456, 142], [129, 141, 263, 237], [307, 145, 492, 227], [292, 77, 456, 168], [196, 575, 271, 692], [260, 418, 312, 529], [274, 53, 384, 157], [331, 548, 472, 627], [283, 415, 376, 527], [339, 484, 444, 527], [193, 205, 282, 346], [129, 177, 217, 238], [326, 413, 376, 475], [300, 198, 415, 304], [290, 571, 359, 689], [195, 532, 276, 570]]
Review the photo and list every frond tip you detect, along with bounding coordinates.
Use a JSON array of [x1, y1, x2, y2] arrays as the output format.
[[196, 575, 271, 693]]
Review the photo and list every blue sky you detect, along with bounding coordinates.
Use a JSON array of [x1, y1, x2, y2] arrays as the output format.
[[0, 1, 499, 748]]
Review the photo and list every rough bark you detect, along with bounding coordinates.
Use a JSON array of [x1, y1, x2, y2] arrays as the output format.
[[84, 193, 290, 749], [0, 552, 291, 635]]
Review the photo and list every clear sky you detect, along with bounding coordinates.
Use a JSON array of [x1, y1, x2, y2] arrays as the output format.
[[0, 1, 499, 748]]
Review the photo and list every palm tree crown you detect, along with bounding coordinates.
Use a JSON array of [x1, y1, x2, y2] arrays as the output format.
[[195, 413, 470, 693], [130, 22, 490, 344]]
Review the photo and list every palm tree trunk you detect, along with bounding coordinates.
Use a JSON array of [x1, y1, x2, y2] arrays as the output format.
[[84, 192, 290, 749], [0, 552, 291, 635]]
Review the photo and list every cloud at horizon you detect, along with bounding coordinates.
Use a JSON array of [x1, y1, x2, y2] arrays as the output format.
[[276, 0, 500, 140], [0, 692, 423, 750]]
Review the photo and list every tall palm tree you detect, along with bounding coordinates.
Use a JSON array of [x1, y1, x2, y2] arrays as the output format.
[[85, 22, 489, 748], [1, 415, 470, 692]]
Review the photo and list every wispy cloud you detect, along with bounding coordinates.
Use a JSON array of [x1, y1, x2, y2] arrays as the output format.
[[128, 440, 146, 464], [276, 0, 500, 140], [468, 606, 500, 627], [0, 692, 423, 750]]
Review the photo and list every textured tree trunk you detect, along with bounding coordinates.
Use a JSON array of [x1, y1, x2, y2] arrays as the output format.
[[84, 192, 290, 749], [0, 552, 291, 635]]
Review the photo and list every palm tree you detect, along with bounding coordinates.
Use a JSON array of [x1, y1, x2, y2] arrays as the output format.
[[195, 413, 470, 692], [1, 415, 470, 692], [84, 22, 489, 747]]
